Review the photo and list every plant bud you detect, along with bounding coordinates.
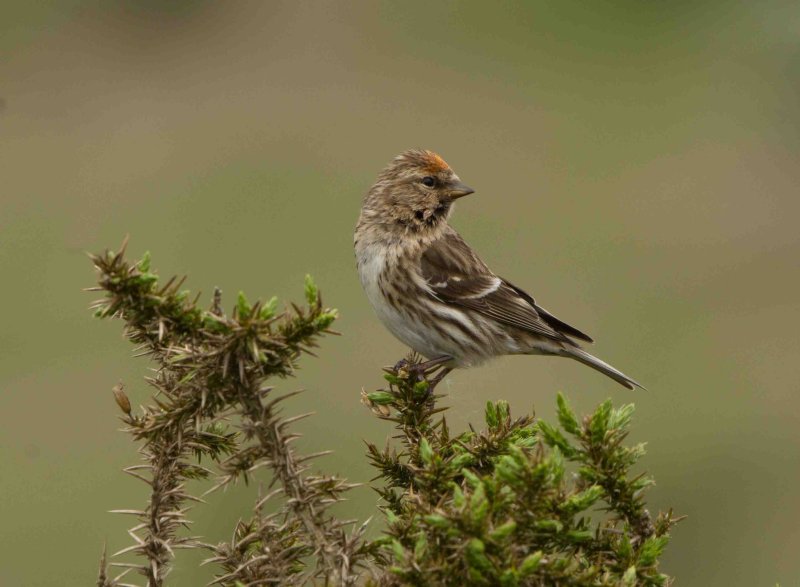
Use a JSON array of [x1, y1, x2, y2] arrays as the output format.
[[112, 383, 131, 415]]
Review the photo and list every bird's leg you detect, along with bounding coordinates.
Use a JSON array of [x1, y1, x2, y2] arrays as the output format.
[[425, 366, 453, 392], [416, 355, 453, 372], [408, 355, 453, 391]]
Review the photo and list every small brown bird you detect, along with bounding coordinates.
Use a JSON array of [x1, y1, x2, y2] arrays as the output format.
[[354, 149, 643, 390]]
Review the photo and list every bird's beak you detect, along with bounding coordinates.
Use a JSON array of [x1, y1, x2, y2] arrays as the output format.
[[448, 180, 475, 200]]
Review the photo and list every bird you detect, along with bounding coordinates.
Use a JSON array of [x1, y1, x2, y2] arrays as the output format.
[[354, 149, 643, 391]]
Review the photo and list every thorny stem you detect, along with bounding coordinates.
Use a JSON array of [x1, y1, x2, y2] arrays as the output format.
[[237, 389, 355, 585], [97, 544, 115, 587], [144, 436, 180, 587]]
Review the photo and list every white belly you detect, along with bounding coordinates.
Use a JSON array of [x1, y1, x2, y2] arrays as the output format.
[[356, 242, 433, 353], [356, 240, 497, 364]]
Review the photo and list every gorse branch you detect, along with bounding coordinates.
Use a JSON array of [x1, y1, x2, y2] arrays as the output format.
[[97, 544, 117, 587], [200, 488, 310, 586], [89, 239, 364, 585]]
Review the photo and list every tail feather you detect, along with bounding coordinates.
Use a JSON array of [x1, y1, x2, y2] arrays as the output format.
[[560, 347, 645, 390]]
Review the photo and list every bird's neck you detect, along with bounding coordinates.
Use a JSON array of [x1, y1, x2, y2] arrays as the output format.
[[356, 206, 452, 249]]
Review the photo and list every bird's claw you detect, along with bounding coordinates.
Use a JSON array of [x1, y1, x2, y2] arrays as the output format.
[[408, 362, 427, 382], [392, 358, 411, 372]]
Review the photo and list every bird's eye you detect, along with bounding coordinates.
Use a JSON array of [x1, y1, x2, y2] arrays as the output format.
[[421, 176, 436, 188]]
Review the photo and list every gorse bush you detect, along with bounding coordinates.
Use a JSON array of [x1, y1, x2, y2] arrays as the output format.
[[363, 369, 678, 586], [89, 240, 680, 586]]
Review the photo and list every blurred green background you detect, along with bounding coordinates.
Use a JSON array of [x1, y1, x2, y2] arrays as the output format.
[[2, 1, 799, 584]]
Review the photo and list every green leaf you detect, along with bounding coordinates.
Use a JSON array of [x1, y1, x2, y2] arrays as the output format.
[[556, 392, 580, 435], [537, 421, 575, 457], [304, 274, 319, 306], [566, 530, 594, 542], [519, 551, 543, 576], [496, 400, 510, 422], [260, 295, 278, 320], [618, 534, 633, 560], [495, 454, 524, 486], [499, 569, 519, 587], [548, 446, 566, 482], [485, 401, 498, 428], [559, 485, 604, 514], [631, 472, 655, 493], [638, 535, 670, 567], [534, 519, 563, 533], [465, 538, 493, 576], [137, 251, 151, 272], [423, 514, 450, 529], [236, 291, 251, 318], [452, 484, 466, 508], [383, 373, 401, 385], [470, 482, 489, 526], [463, 469, 481, 489], [367, 391, 395, 405], [414, 380, 430, 397], [390, 539, 406, 561], [610, 402, 636, 430], [137, 273, 158, 288], [419, 438, 434, 465], [413, 533, 428, 559], [452, 454, 477, 473], [589, 399, 613, 442], [489, 520, 517, 541], [622, 565, 637, 585], [313, 309, 338, 330]]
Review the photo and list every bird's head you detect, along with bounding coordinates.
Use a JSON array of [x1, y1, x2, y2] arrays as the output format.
[[362, 149, 474, 232]]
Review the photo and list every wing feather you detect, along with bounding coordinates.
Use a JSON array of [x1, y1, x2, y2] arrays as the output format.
[[420, 232, 593, 344]]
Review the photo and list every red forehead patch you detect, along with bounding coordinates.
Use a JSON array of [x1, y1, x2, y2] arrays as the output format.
[[422, 151, 450, 173]]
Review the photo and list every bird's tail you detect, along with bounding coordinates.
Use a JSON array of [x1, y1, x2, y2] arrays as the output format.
[[560, 347, 645, 390]]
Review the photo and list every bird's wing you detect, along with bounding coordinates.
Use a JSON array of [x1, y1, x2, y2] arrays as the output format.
[[420, 231, 593, 344]]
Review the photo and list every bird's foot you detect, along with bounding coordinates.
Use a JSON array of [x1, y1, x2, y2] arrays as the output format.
[[390, 355, 453, 395], [392, 358, 411, 372], [413, 356, 454, 394]]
